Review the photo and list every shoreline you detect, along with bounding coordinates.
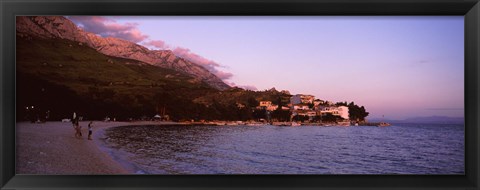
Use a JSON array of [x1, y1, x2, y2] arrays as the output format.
[[92, 121, 177, 174], [16, 120, 176, 174], [16, 120, 390, 174]]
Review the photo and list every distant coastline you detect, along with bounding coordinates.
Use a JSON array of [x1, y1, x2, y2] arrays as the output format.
[[368, 116, 464, 125]]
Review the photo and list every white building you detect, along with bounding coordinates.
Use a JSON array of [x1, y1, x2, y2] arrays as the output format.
[[337, 106, 349, 120], [292, 110, 317, 117], [317, 106, 349, 120], [266, 105, 278, 111], [292, 104, 310, 110], [306, 111, 317, 117]]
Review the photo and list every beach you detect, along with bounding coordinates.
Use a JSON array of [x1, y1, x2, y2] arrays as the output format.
[[16, 121, 174, 174], [16, 121, 465, 174]]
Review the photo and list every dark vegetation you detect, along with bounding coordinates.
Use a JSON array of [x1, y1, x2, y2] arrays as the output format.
[[336, 101, 370, 122], [16, 37, 292, 122], [17, 37, 369, 123]]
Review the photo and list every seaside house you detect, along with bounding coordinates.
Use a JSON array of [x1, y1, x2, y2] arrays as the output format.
[[258, 104, 288, 111], [259, 101, 272, 107], [337, 106, 349, 120], [292, 104, 310, 110], [320, 106, 338, 113], [266, 105, 278, 111], [292, 110, 318, 121], [316, 106, 349, 120], [306, 111, 317, 117]]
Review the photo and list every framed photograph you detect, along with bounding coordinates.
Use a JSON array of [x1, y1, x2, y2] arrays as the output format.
[[1, 0, 479, 189]]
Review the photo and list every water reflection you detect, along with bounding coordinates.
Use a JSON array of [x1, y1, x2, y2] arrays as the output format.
[[104, 124, 464, 174]]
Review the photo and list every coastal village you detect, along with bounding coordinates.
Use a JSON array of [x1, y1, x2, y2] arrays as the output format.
[[254, 94, 350, 126], [178, 93, 361, 127], [14, 16, 458, 176], [16, 16, 377, 127]]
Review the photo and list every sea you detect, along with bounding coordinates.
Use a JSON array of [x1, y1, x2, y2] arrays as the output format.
[[101, 123, 464, 174]]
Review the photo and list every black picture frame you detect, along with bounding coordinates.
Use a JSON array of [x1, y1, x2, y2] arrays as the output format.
[[1, 0, 479, 189]]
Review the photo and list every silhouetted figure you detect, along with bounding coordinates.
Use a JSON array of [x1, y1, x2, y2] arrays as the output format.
[[72, 112, 82, 138], [88, 121, 93, 140]]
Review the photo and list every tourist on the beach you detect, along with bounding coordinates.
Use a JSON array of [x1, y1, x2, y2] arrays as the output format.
[[73, 113, 83, 138], [87, 121, 93, 140], [75, 124, 83, 138], [75, 114, 81, 136], [73, 124, 79, 138], [74, 125, 79, 138], [72, 112, 76, 135], [72, 112, 77, 127]]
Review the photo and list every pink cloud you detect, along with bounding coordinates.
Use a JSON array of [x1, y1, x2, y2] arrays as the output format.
[[173, 47, 220, 68], [143, 40, 168, 49], [68, 16, 234, 82], [214, 70, 234, 80], [172, 47, 233, 80], [69, 16, 148, 43]]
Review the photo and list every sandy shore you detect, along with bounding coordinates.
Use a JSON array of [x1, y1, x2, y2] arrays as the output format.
[[16, 120, 176, 174]]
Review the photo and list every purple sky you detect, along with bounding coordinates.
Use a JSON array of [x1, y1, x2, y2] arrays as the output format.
[[68, 16, 464, 120]]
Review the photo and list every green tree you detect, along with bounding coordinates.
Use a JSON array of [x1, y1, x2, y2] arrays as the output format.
[[247, 97, 259, 108], [347, 102, 369, 122], [253, 108, 267, 121]]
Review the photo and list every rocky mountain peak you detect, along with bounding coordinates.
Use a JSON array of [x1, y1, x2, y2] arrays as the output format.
[[16, 16, 230, 90]]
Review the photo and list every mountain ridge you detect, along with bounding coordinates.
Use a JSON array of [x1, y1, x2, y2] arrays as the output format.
[[16, 36, 222, 121], [16, 16, 230, 90]]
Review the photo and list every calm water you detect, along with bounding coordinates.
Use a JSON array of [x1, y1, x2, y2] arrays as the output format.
[[102, 123, 464, 174]]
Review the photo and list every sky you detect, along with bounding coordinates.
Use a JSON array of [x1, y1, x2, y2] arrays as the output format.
[[68, 16, 464, 120]]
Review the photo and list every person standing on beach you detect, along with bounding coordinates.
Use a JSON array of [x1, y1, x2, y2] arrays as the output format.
[[72, 112, 76, 122], [72, 112, 78, 137], [87, 121, 93, 140], [75, 124, 83, 138], [72, 112, 83, 138]]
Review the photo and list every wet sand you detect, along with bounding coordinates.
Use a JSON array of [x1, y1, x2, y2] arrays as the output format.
[[16, 121, 175, 174]]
